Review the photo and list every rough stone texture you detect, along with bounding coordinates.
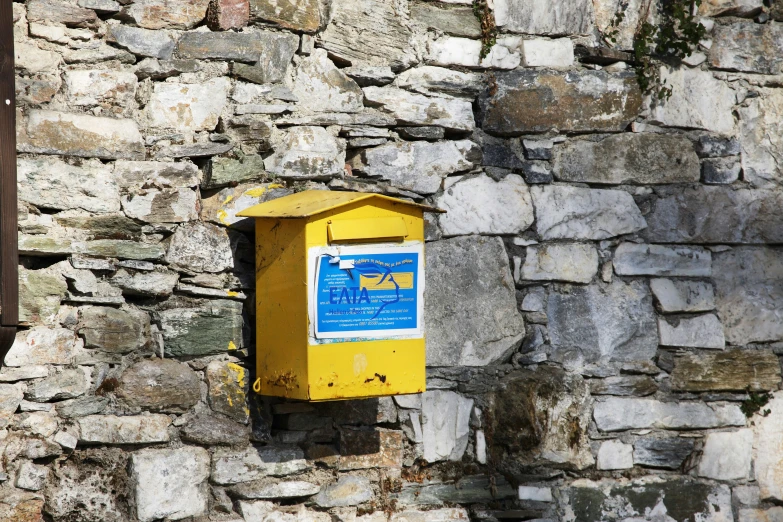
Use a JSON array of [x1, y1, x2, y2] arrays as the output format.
[[710, 21, 783, 75], [425, 236, 525, 366], [108, 25, 176, 59], [426, 36, 521, 69], [520, 38, 575, 67], [146, 78, 230, 132], [121, 188, 199, 224], [292, 49, 363, 113], [699, 0, 763, 16], [597, 440, 634, 470], [531, 185, 646, 240], [78, 306, 150, 353], [352, 140, 479, 195], [713, 248, 783, 345], [363, 87, 474, 132], [613, 243, 711, 277], [158, 300, 243, 356], [547, 280, 658, 371], [698, 429, 753, 480], [650, 67, 736, 135], [755, 392, 783, 502], [265, 126, 345, 179], [645, 187, 783, 244], [130, 447, 210, 522], [554, 134, 700, 184], [487, 366, 594, 471], [319, 0, 418, 71], [25, 368, 88, 402], [17, 110, 145, 160], [165, 222, 233, 273], [479, 70, 642, 135], [394, 66, 483, 98], [590, 375, 658, 396], [206, 360, 250, 423], [64, 70, 138, 108], [313, 476, 373, 508], [78, 414, 172, 444], [671, 349, 781, 391], [658, 314, 726, 349], [115, 359, 200, 412], [494, 0, 593, 35], [740, 88, 783, 188], [207, 0, 249, 30], [18, 267, 67, 325], [594, 398, 745, 431], [633, 437, 695, 470], [521, 243, 598, 283], [421, 390, 472, 463], [5, 327, 82, 367], [120, 0, 210, 29], [249, 0, 318, 31], [201, 183, 290, 228], [650, 279, 716, 313], [180, 413, 248, 445], [410, 3, 481, 38], [434, 174, 533, 235]]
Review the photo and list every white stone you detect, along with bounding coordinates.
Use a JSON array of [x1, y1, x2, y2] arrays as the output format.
[[394, 394, 422, 410], [699, 0, 764, 16], [5, 327, 83, 367], [14, 39, 61, 74], [363, 86, 475, 132], [394, 66, 484, 98], [122, 188, 199, 223], [651, 67, 736, 135], [594, 0, 652, 50], [518, 486, 553, 502], [650, 279, 715, 313], [698, 429, 753, 480], [54, 430, 78, 450], [494, 0, 594, 35], [421, 390, 473, 463], [596, 440, 634, 470], [130, 447, 210, 522], [739, 507, 783, 522], [164, 222, 233, 273], [265, 126, 345, 179], [292, 49, 363, 113], [78, 415, 172, 444], [531, 185, 647, 240], [18, 412, 58, 437], [740, 88, 783, 188], [521, 38, 575, 67], [476, 430, 487, 464], [211, 447, 265, 485], [521, 243, 598, 283], [435, 174, 534, 236], [613, 243, 712, 277], [658, 314, 725, 349], [114, 160, 200, 189], [15, 462, 48, 491], [390, 508, 470, 521], [594, 398, 745, 431], [427, 36, 521, 69], [754, 392, 783, 502], [146, 78, 230, 131], [64, 70, 138, 107], [0, 366, 49, 382], [0, 384, 24, 420]]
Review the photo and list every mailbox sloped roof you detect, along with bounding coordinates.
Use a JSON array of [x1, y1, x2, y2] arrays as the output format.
[[236, 190, 443, 218]]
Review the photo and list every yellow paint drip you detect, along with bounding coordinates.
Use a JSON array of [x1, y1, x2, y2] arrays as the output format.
[[228, 362, 246, 388], [226, 291, 239, 297], [227, 340, 237, 351]]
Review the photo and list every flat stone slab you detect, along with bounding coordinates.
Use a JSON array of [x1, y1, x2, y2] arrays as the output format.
[[521, 243, 598, 283], [78, 414, 172, 444], [594, 398, 745, 431], [650, 279, 715, 313], [613, 243, 711, 277], [710, 20, 783, 74], [670, 349, 781, 392], [658, 314, 725, 349]]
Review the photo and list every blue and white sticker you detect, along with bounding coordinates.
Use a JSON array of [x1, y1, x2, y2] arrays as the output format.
[[309, 243, 424, 341]]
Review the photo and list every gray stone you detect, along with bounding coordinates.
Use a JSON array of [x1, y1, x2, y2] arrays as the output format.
[[650, 67, 736, 136], [201, 183, 292, 228], [590, 375, 658, 396], [363, 87, 475, 132], [63, 44, 136, 65], [319, 0, 418, 71], [594, 398, 745, 431], [613, 243, 711, 277], [79, 0, 120, 11], [25, 369, 88, 402], [78, 414, 172, 444], [633, 437, 694, 469], [710, 21, 783, 74], [115, 359, 200, 413], [343, 65, 396, 86], [18, 235, 163, 261], [410, 3, 480, 38], [111, 268, 179, 297], [714, 248, 783, 345], [521, 243, 598, 283], [554, 134, 700, 184], [156, 141, 235, 159], [0, 366, 49, 383], [56, 396, 109, 418], [249, 0, 319, 31], [180, 413, 249, 445], [130, 447, 210, 522], [394, 66, 484, 98], [353, 141, 479, 195], [206, 360, 249, 423], [158, 300, 243, 356], [596, 440, 633, 470], [698, 429, 753, 480], [146, 78, 230, 132], [18, 110, 145, 160], [107, 25, 175, 59], [115, 161, 200, 190], [205, 155, 265, 188], [27, 0, 97, 25], [134, 58, 201, 80], [121, 0, 210, 29], [211, 447, 265, 485], [18, 266, 67, 326], [397, 126, 445, 140], [79, 306, 150, 353], [16, 462, 47, 492], [393, 475, 515, 507], [650, 279, 715, 313], [547, 280, 658, 371], [670, 349, 781, 392], [740, 508, 783, 522], [165, 222, 233, 273], [265, 126, 345, 179], [658, 314, 725, 349], [521, 161, 553, 184], [699, 0, 763, 16], [292, 49, 363, 113], [494, 0, 593, 34], [177, 30, 298, 69], [434, 173, 533, 235], [696, 135, 741, 158], [645, 187, 783, 244], [229, 480, 320, 500], [740, 88, 783, 188], [314, 476, 373, 508], [702, 157, 741, 184], [532, 185, 646, 240], [425, 236, 525, 366], [122, 188, 200, 223], [0, 384, 24, 420], [479, 70, 641, 135], [421, 390, 473, 462]]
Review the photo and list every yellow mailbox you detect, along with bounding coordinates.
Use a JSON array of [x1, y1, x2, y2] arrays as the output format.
[[236, 191, 442, 401]]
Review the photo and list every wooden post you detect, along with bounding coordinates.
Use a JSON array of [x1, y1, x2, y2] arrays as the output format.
[[0, 0, 19, 357]]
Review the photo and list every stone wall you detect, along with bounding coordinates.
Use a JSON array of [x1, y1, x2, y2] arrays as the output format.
[[9, 0, 783, 520]]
